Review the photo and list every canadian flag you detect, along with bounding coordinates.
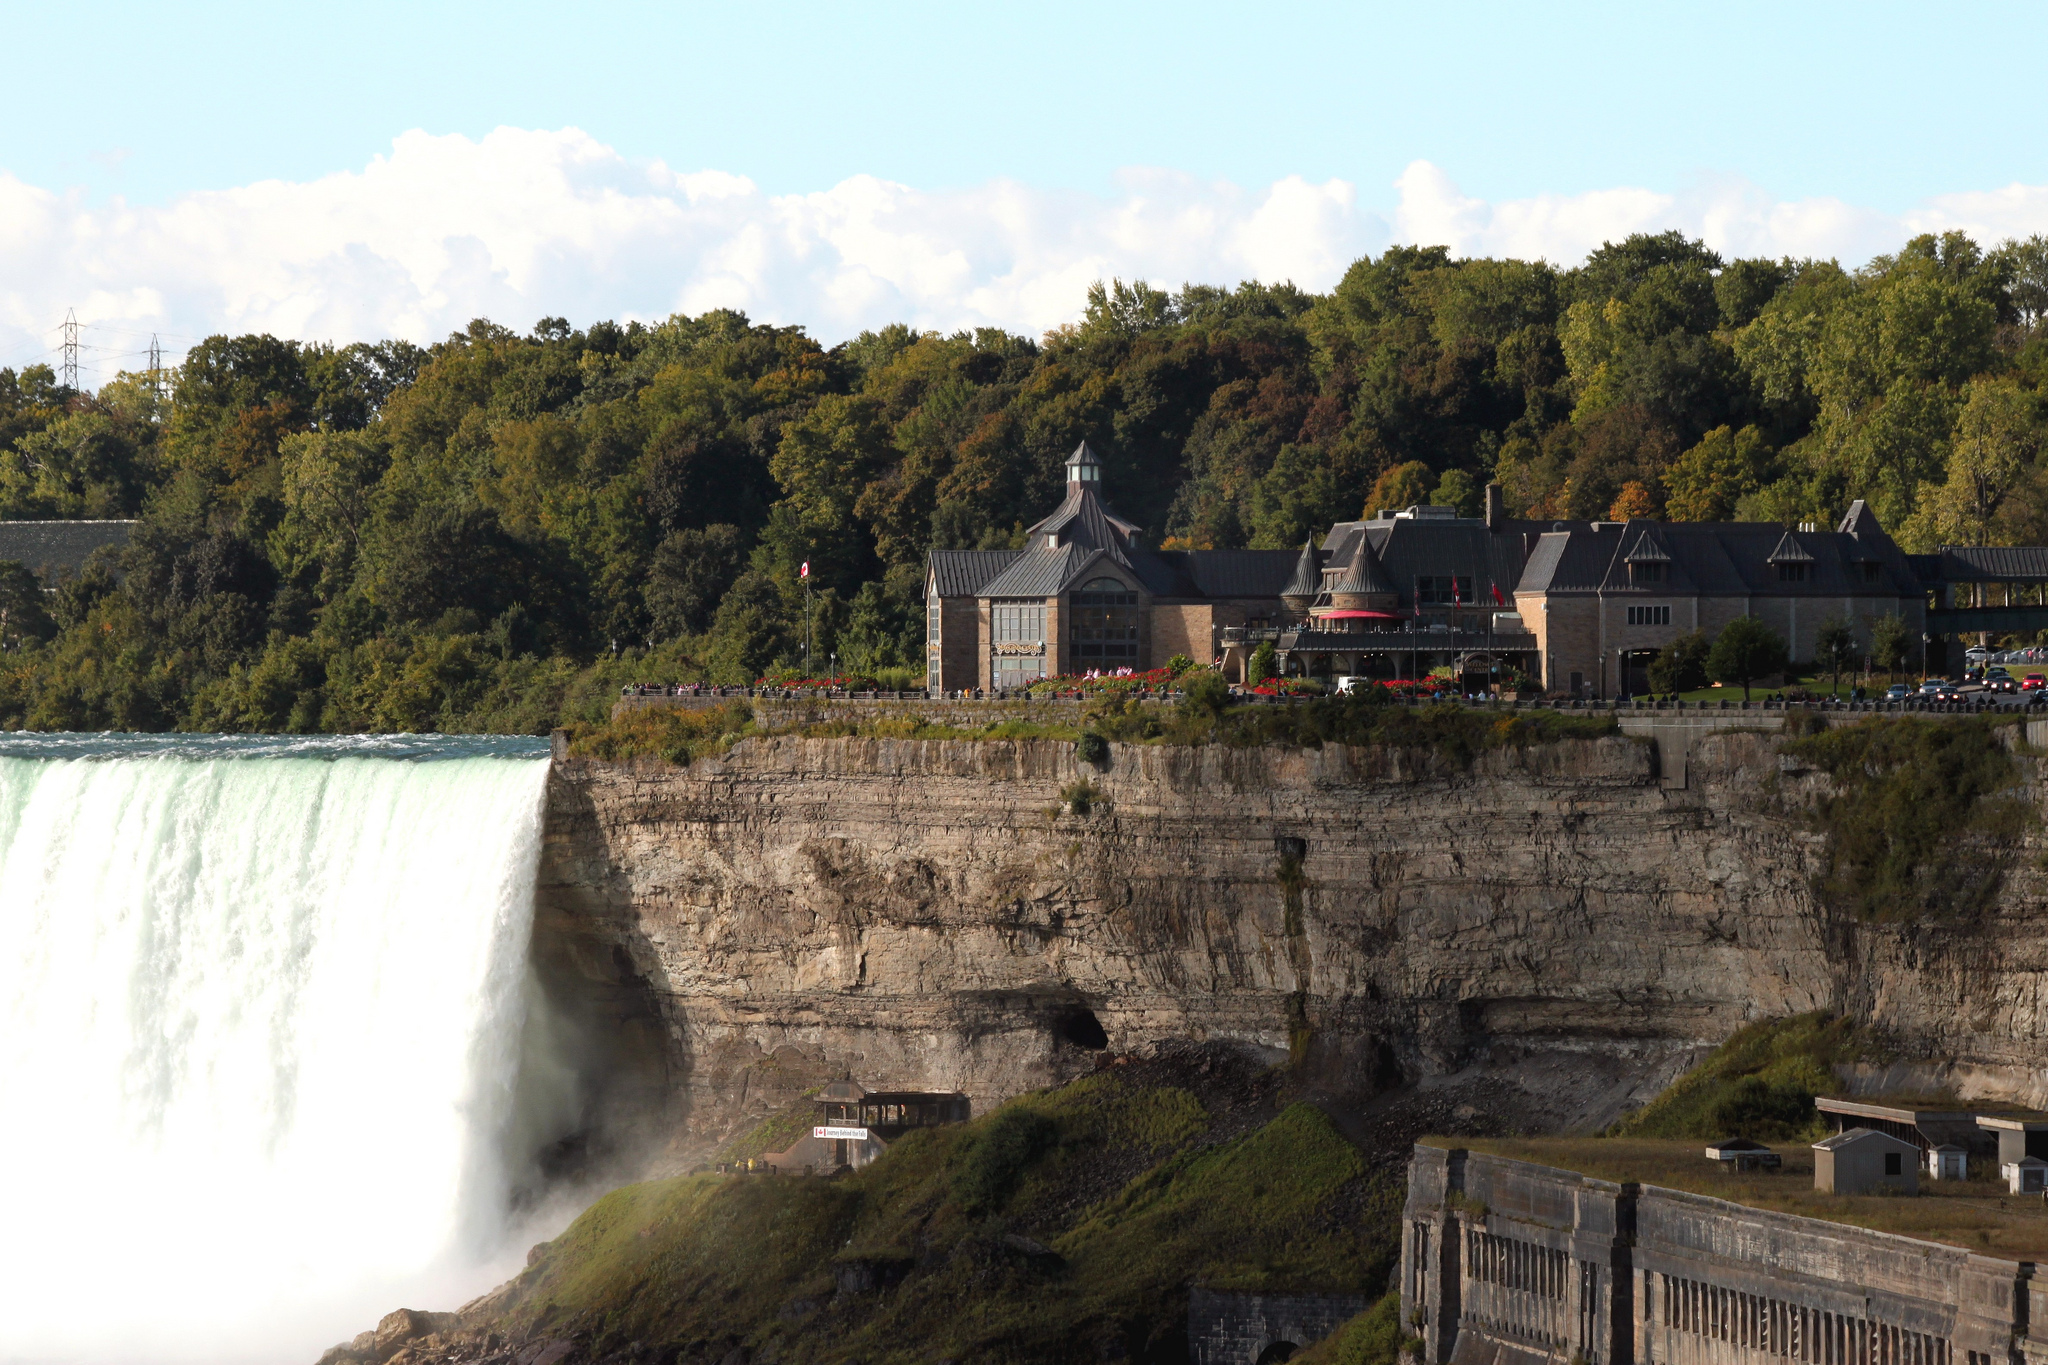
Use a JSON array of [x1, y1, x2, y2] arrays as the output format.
[[800, 561, 810, 579]]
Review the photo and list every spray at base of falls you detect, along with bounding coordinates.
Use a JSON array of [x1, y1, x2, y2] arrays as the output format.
[[0, 735, 578, 1365]]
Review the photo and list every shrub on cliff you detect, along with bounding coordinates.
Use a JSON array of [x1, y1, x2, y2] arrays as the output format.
[[563, 700, 754, 764], [1611, 1012, 1861, 1140], [1783, 715, 2033, 923]]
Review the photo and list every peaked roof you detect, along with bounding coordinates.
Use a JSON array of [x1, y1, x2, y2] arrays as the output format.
[[1814, 1127, 1916, 1151], [1329, 533, 1395, 595], [977, 543, 1096, 597], [1065, 439, 1103, 474], [1024, 484, 1140, 566], [1281, 541, 1322, 597], [1624, 527, 1672, 562], [1768, 530, 1816, 563]]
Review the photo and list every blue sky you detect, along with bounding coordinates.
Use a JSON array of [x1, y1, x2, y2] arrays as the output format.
[[5, 1, 2048, 369], [10, 1, 2045, 210]]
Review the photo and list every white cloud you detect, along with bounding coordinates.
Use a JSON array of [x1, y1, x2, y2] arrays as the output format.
[[4, 129, 2048, 381]]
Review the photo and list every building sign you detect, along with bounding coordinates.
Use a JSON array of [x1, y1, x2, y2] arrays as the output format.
[[813, 1126, 869, 1140]]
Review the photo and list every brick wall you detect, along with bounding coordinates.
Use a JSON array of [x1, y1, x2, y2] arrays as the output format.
[[1151, 603, 1215, 671]]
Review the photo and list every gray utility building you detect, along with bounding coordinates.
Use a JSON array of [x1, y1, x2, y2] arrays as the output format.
[[1405, 1145, 2032, 1365], [1813, 1129, 1918, 1195]]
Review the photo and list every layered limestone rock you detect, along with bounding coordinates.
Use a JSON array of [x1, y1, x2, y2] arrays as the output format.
[[531, 729, 2048, 1162]]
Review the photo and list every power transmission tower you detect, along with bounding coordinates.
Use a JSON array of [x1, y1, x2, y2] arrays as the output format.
[[148, 334, 164, 398], [60, 309, 80, 392]]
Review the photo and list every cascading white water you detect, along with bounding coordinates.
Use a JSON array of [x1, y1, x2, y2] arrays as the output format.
[[0, 734, 577, 1365]]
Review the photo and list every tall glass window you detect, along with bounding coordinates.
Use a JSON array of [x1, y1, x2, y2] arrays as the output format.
[[1070, 577, 1139, 663], [993, 603, 1045, 644]]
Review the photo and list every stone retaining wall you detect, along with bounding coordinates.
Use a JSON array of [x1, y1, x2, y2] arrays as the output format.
[[1403, 1145, 2043, 1365], [1186, 1288, 1372, 1365]]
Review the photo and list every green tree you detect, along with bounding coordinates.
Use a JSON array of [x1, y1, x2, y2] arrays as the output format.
[[1870, 612, 1913, 683], [1364, 460, 1433, 516], [1662, 425, 1776, 521], [1647, 629, 1711, 693], [1706, 617, 1790, 700], [1430, 468, 1482, 517], [645, 524, 745, 639], [0, 560, 54, 647], [1248, 640, 1278, 683], [1812, 615, 1858, 695]]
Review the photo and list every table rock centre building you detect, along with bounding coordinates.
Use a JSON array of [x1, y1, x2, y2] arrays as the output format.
[[924, 441, 2047, 696]]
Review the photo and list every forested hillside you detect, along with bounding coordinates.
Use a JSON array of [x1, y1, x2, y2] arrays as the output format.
[[2, 229, 2046, 733]]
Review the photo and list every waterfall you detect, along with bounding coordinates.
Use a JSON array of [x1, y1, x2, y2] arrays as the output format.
[[0, 735, 573, 1365]]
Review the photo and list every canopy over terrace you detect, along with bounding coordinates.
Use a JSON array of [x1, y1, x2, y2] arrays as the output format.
[[1914, 546, 2048, 648], [1274, 620, 1540, 683]]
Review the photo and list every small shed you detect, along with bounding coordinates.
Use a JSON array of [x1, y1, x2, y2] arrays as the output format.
[[2003, 1155, 2048, 1194], [1927, 1144, 1968, 1181], [1706, 1138, 1781, 1171], [1813, 1127, 1919, 1195]]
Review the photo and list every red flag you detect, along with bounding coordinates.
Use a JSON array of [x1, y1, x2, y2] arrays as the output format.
[[800, 561, 810, 579], [1490, 582, 1506, 607]]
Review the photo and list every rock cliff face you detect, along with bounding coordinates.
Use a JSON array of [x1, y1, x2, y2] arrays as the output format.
[[530, 729, 2048, 1164]]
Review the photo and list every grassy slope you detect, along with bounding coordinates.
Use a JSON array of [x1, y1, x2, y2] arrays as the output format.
[[477, 1062, 1399, 1365]]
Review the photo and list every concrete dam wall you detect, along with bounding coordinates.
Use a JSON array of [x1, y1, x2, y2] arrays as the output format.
[[527, 727, 2048, 1164]]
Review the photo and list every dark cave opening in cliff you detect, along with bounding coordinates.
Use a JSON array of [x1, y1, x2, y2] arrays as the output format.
[[1057, 1006, 1110, 1050]]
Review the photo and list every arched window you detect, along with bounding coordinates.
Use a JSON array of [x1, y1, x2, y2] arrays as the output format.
[[1071, 577, 1139, 661]]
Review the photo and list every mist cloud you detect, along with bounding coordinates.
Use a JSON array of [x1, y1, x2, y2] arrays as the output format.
[[3, 126, 2046, 377]]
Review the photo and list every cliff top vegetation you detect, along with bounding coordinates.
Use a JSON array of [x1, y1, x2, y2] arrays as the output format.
[[1781, 714, 2037, 923], [6, 229, 2048, 735], [559, 692, 1619, 766]]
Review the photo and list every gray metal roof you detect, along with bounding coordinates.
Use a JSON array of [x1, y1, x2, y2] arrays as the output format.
[[1330, 534, 1396, 595], [1768, 530, 1816, 563], [0, 520, 137, 579], [1934, 546, 2048, 582], [1023, 485, 1139, 565], [977, 544, 1098, 597], [927, 550, 1022, 598], [1280, 542, 1321, 597], [1166, 549, 1299, 598]]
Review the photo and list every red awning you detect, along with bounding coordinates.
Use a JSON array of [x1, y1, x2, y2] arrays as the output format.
[[1314, 609, 1407, 620]]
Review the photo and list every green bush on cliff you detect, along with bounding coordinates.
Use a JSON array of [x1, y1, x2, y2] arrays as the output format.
[[562, 701, 755, 763], [1783, 715, 2034, 923], [1611, 1012, 1863, 1140], [480, 1074, 1389, 1364], [1291, 1292, 1411, 1365]]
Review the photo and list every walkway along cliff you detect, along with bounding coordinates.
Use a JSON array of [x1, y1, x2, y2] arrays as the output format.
[[525, 717, 2048, 1166]]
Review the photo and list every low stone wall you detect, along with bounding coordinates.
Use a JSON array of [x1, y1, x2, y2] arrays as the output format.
[[609, 693, 1090, 727], [1186, 1288, 1372, 1365], [1402, 1145, 2039, 1365]]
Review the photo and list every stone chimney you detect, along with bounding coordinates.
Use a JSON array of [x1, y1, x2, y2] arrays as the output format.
[[1484, 481, 1505, 530]]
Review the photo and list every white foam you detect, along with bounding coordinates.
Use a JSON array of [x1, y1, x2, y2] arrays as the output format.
[[0, 741, 565, 1364]]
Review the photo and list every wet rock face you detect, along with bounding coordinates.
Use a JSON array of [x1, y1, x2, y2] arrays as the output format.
[[530, 730, 2048, 1160]]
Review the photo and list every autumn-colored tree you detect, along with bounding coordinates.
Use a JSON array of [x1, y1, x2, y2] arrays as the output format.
[[1607, 481, 1657, 521]]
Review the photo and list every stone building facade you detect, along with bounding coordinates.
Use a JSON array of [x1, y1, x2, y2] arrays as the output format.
[[1404, 1145, 2037, 1365], [923, 442, 1298, 691]]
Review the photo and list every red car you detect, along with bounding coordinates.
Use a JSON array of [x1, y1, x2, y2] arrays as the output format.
[[2025, 675, 2047, 692]]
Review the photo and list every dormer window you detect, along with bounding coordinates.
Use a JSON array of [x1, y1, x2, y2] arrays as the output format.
[[1777, 563, 1809, 583], [1631, 562, 1666, 585], [1047, 534, 1059, 548], [1861, 562, 1882, 584]]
